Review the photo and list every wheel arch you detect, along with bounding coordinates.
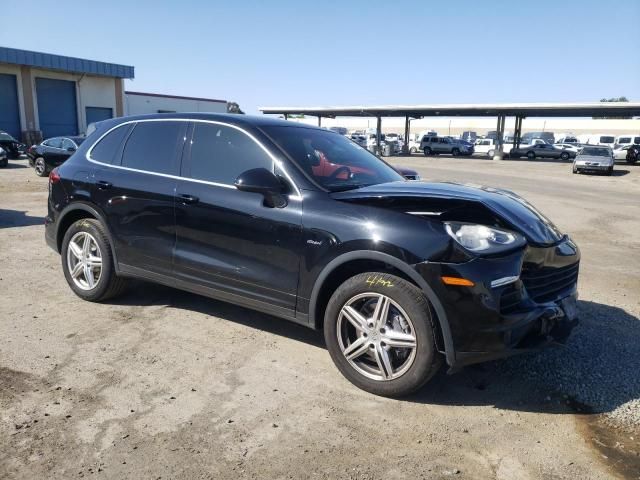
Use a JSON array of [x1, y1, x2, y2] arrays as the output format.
[[56, 203, 120, 273], [308, 250, 455, 366]]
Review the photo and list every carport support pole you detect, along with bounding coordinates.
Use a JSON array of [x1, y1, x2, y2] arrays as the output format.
[[318, 116, 322, 127], [376, 116, 382, 156], [493, 115, 506, 160], [402, 115, 410, 154]]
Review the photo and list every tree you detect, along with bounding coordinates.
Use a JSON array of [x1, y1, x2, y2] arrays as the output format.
[[227, 102, 244, 114], [594, 97, 631, 119]]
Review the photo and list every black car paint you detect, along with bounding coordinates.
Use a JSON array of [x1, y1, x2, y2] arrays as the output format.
[[0, 131, 26, 159], [45, 113, 579, 370], [28, 136, 85, 171]]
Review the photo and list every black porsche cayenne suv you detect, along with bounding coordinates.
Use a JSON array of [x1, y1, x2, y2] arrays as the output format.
[[45, 113, 580, 396]]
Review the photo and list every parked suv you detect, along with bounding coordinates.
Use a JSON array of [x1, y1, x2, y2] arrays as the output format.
[[45, 114, 580, 397], [420, 136, 474, 156]]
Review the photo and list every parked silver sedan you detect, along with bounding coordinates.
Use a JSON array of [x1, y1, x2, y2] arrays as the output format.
[[572, 146, 614, 175]]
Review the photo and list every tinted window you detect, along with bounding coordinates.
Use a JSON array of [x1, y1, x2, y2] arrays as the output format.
[[61, 138, 76, 150], [187, 123, 272, 184], [635, 137, 640, 144], [599, 136, 614, 143], [121, 122, 183, 174], [262, 125, 403, 192], [618, 137, 631, 143], [90, 124, 131, 164], [46, 138, 62, 148]]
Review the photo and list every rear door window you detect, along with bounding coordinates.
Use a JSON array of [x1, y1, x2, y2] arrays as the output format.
[[184, 122, 273, 184], [46, 138, 62, 149], [121, 121, 185, 175], [90, 124, 133, 165]]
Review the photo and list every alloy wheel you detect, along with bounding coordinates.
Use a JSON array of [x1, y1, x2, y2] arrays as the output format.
[[34, 158, 46, 176], [337, 293, 417, 381], [66, 232, 103, 290]]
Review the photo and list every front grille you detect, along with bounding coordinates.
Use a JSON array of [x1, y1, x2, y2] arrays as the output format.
[[521, 262, 579, 303]]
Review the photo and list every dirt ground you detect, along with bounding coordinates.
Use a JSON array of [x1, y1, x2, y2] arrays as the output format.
[[1, 155, 639, 479]]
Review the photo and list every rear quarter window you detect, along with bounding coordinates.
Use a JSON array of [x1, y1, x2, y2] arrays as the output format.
[[121, 121, 185, 175], [89, 125, 132, 164]]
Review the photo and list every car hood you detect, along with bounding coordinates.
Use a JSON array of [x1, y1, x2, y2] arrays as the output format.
[[331, 181, 565, 245], [575, 154, 613, 164]]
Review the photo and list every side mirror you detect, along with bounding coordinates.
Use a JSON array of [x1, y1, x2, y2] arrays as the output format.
[[234, 168, 287, 208]]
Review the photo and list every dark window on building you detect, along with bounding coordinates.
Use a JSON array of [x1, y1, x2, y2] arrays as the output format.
[[121, 121, 183, 174], [186, 123, 272, 184], [90, 125, 131, 164]]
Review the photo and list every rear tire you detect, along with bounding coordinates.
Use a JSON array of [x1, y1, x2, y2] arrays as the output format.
[[423, 147, 432, 156], [0, 157, 7, 168], [487, 149, 495, 158], [324, 272, 442, 397], [527, 151, 536, 160], [451, 148, 460, 157], [61, 218, 127, 302], [34, 157, 48, 177], [409, 147, 417, 154]]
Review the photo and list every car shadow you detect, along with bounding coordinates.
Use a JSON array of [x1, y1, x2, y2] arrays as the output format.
[[1, 161, 28, 169], [405, 300, 639, 415], [0, 209, 44, 228], [110, 283, 637, 416], [111, 281, 325, 348]]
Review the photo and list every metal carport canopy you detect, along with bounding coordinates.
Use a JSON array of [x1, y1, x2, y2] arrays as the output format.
[[260, 102, 640, 118]]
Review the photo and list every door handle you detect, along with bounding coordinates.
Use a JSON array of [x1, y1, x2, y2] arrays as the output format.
[[178, 193, 199, 205], [97, 180, 112, 190]]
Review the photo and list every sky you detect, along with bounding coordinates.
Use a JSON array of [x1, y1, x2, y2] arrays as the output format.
[[2, 0, 639, 114]]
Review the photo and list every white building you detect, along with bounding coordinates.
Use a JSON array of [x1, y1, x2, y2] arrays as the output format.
[[125, 91, 227, 116]]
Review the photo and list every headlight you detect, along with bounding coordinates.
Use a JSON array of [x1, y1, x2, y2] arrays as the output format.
[[444, 222, 523, 253]]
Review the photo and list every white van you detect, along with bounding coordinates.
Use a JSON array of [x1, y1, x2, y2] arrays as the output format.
[[614, 135, 640, 149], [580, 134, 616, 148]]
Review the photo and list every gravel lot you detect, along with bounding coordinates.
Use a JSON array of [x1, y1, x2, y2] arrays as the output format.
[[1, 155, 639, 479]]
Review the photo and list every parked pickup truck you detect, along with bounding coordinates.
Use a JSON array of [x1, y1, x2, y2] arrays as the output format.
[[510, 143, 576, 160]]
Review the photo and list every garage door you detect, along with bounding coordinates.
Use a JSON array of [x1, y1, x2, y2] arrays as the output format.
[[36, 78, 78, 138], [0, 73, 21, 138], [85, 106, 113, 127]]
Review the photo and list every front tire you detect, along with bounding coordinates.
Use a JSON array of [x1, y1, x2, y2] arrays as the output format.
[[423, 147, 432, 156], [34, 157, 48, 177], [527, 151, 536, 160], [487, 149, 495, 158], [0, 157, 7, 168], [561, 152, 570, 161], [324, 272, 441, 397], [409, 147, 417, 154], [61, 218, 127, 302]]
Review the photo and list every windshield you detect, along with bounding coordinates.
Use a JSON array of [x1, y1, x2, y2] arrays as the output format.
[[262, 126, 404, 192], [0, 132, 16, 142], [581, 147, 611, 157]]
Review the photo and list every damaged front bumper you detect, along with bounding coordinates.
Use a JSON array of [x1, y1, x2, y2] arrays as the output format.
[[414, 237, 580, 370]]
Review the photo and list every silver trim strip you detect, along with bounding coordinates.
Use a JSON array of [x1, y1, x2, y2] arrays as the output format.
[[406, 211, 443, 216], [490, 275, 519, 288], [85, 118, 303, 201]]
